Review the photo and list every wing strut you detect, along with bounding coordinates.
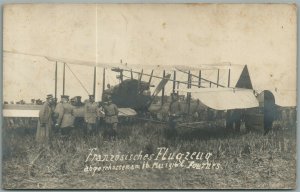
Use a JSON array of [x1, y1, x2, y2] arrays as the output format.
[[148, 70, 154, 84], [228, 68, 231, 87], [177, 68, 225, 88], [172, 71, 176, 94], [102, 68, 106, 100], [138, 69, 143, 92], [217, 69, 220, 88], [93, 66, 96, 96], [63, 63, 66, 95], [187, 71, 191, 115], [55, 61, 58, 101], [118, 68, 206, 88], [198, 70, 201, 88], [161, 70, 166, 106]]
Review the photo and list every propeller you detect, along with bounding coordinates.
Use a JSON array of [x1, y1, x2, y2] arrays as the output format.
[[151, 74, 171, 97], [146, 74, 171, 108]]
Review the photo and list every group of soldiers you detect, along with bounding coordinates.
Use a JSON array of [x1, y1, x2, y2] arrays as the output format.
[[164, 92, 225, 127], [36, 93, 119, 144]]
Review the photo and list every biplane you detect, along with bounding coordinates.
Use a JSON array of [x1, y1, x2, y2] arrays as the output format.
[[3, 50, 276, 132]]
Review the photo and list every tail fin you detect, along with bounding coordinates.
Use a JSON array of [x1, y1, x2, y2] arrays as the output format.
[[235, 65, 253, 89]]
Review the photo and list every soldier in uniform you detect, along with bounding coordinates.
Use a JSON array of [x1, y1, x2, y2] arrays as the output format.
[[84, 95, 99, 134], [75, 96, 83, 106], [168, 93, 182, 129], [232, 109, 242, 132], [54, 95, 75, 135], [70, 97, 76, 106], [36, 94, 54, 144], [103, 84, 114, 101], [103, 97, 119, 135]]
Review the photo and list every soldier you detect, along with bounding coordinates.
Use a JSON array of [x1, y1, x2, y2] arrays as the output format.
[[103, 84, 114, 101], [75, 96, 83, 106], [70, 97, 76, 106], [36, 99, 43, 105], [103, 97, 119, 134], [232, 109, 242, 132], [54, 95, 75, 135], [36, 94, 54, 144], [84, 95, 99, 134], [192, 99, 201, 121], [168, 93, 182, 129], [54, 96, 63, 130], [107, 84, 113, 93]]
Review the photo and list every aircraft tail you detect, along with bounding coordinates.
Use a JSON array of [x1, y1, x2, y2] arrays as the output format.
[[235, 65, 253, 89]]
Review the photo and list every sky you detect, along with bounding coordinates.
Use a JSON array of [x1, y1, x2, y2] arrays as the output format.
[[3, 4, 297, 106]]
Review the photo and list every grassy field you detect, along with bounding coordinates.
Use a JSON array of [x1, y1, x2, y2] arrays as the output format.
[[2, 121, 296, 189]]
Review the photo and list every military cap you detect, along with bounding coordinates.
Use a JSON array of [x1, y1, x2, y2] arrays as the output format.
[[171, 92, 178, 96], [61, 95, 69, 99], [46, 94, 53, 99]]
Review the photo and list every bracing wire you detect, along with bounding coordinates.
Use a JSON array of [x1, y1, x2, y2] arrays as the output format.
[[65, 63, 90, 95]]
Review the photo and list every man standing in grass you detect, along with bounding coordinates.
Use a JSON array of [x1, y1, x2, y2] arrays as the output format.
[[84, 95, 99, 134], [103, 97, 119, 137], [168, 93, 182, 129], [54, 95, 75, 135], [36, 94, 54, 144]]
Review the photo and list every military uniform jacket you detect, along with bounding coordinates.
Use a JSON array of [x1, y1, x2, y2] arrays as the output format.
[[36, 101, 53, 143], [84, 101, 98, 124], [169, 100, 181, 116], [55, 102, 75, 128], [54, 103, 63, 124], [39, 102, 53, 125], [103, 103, 118, 124]]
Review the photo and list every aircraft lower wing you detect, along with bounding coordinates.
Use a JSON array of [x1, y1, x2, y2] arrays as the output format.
[[118, 108, 137, 116], [73, 107, 137, 117], [3, 104, 42, 117], [3, 109, 39, 117], [175, 88, 259, 110], [3, 104, 137, 118]]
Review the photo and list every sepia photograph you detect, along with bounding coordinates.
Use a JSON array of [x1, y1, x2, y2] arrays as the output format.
[[2, 3, 297, 189]]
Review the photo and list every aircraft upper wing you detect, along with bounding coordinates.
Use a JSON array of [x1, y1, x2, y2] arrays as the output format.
[[4, 50, 244, 71], [176, 88, 259, 110]]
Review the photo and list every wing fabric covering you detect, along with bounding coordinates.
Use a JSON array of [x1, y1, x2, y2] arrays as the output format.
[[3, 104, 42, 117], [3, 104, 137, 117], [176, 88, 259, 110]]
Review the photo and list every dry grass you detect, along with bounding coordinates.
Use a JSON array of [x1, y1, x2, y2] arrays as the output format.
[[2, 121, 296, 189]]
